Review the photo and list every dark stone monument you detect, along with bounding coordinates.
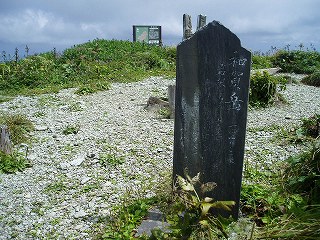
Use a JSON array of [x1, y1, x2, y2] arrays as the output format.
[[173, 21, 251, 219]]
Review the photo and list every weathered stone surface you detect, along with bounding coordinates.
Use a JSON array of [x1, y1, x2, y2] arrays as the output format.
[[0, 125, 12, 154], [173, 21, 251, 219], [135, 208, 170, 237]]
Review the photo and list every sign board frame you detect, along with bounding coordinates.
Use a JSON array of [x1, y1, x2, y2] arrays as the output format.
[[133, 25, 162, 45]]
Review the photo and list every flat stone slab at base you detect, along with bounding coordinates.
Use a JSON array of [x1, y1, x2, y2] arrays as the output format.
[[135, 208, 171, 237], [135, 220, 170, 237]]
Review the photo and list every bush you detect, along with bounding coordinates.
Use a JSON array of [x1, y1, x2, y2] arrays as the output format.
[[301, 71, 320, 87], [301, 114, 320, 138], [271, 50, 320, 74], [251, 55, 273, 69], [283, 141, 320, 204], [249, 71, 286, 107], [0, 40, 176, 96]]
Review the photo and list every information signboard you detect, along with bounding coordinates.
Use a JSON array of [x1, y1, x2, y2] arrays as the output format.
[[133, 26, 162, 45]]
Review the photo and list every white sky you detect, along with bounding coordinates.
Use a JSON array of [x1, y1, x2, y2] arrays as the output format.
[[1, 0, 319, 56]]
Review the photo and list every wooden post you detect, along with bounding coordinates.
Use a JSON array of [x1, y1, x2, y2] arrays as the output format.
[[0, 125, 13, 155]]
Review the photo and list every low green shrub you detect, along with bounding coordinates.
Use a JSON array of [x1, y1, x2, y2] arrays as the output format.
[[251, 55, 273, 69], [0, 40, 176, 96], [255, 142, 320, 239], [283, 141, 320, 204], [249, 71, 286, 107], [101, 198, 157, 239], [62, 124, 80, 135], [301, 114, 320, 138], [151, 172, 235, 239], [271, 50, 320, 74], [301, 71, 320, 87], [0, 151, 31, 173]]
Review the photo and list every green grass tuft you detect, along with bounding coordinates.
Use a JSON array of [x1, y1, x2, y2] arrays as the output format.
[[0, 114, 34, 145]]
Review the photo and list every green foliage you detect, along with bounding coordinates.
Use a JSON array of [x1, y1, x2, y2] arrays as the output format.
[[271, 50, 320, 74], [249, 71, 286, 107], [301, 114, 320, 138], [0, 114, 34, 144], [151, 172, 235, 239], [301, 70, 320, 87], [99, 152, 125, 166], [0, 39, 176, 96], [283, 141, 320, 204], [241, 176, 306, 227], [242, 141, 320, 239], [257, 205, 320, 240], [0, 151, 31, 173], [44, 179, 68, 193], [251, 55, 273, 69], [274, 115, 319, 144], [101, 198, 157, 239], [99, 145, 125, 166], [158, 107, 172, 119], [62, 124, 80, 135]]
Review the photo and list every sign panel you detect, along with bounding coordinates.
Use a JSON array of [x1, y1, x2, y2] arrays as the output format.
[[133, 26, 162, 45]]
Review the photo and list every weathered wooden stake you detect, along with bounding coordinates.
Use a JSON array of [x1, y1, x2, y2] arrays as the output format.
[[0, 125, 13, 155]]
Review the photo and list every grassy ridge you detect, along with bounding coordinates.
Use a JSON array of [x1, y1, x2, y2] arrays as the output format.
[[0, 39, 176, 96]]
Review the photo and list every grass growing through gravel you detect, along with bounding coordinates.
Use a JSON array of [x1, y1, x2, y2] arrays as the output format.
[[0, 114, 34, 144], [0, 114, 34, 173]]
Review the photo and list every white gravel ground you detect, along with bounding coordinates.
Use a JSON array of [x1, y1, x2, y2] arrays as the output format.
[[0, 76, 319, 239]]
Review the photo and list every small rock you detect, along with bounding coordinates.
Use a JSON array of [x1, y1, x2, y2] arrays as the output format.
[[70, 154, 85, 166], [74, 209, 87, 218], [59, 162, 71, 169], [35, 125, 48, 131], [105, 181, 112, 187], [87, 153, 95, 158], [80, 177, 91, 185]]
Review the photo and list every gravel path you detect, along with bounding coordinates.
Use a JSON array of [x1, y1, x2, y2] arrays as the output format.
[[0, 76, 319, 239]]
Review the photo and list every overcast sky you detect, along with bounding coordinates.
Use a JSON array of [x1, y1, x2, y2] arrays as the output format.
[[1, 0, 319, 57]]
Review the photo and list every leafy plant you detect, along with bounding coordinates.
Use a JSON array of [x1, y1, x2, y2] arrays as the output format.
[[251, 55, 273, 69], [99, 152, 125, 166], [75, 81, 110, 95], [283, 140, 320, 204], [277, 114, 320, 143], [101, 198, 157, 239], [271, 50, 320, 74], [151, 172, 235, 239], [62, 124, 80, 135], [0, 151, 31, 173], [300, 114, 320, 138], [301, 70, 320, 87], [158, 107, 172, 119], [249, 71, 286, 107], [44, 179, 68, 193]]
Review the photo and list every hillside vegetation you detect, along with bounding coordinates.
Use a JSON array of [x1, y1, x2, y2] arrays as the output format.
[[0, 39, 176, 96], [1, 40, 320, 99]]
